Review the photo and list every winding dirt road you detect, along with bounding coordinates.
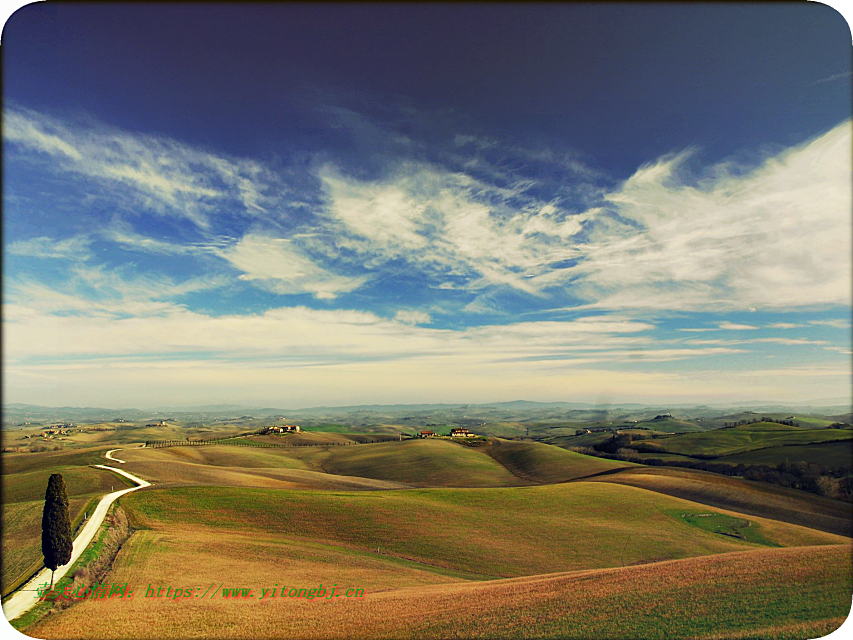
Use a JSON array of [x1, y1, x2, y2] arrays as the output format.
[[103, 449, 126, 464], [2, 454, 150, 622]]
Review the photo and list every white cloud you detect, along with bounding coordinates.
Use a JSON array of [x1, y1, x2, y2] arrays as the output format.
[[718, 322, 759, 330], [215, 233, 366, 300], [815, 71, 852, 84], [825, 346, 853, 355], [318, 164, 430, 258], [809, 319, 852, 329], [686, 337, 826, 346], [573, 121, 852, 311], [317, 161, 595, 294], [7, 235, 91, 260], [3, 282, 663, 367], [6, 276, 847, 405], [730, 365, 851, 378], [101, 218, 213, 255], [5, 264, 226, 319], [4, 107, 281, 229], [394, 310, 431, 325]]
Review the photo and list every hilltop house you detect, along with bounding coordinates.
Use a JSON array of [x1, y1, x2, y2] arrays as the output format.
[[262, 425, 300, 434], [449, 428, 475, 438], [419, 430, 436, 438]]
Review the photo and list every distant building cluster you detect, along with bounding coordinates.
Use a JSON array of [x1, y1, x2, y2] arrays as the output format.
[[261, 424, 301, 434], [418, 427, 478, 438], [145, 420, 168, 427], [31, 425, 72, 439]]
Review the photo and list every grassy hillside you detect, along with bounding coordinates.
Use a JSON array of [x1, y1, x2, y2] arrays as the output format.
[[123, 438, 622, 490], [27, 495, 851, 639], [546, 431, 614, 449], [634, 423, 852, 458], [485, 439, 630, 483], [586, 466, 852, 538], [718, 440, 853, 470], [124, 445, 311, 469], [789, 416, 842, 428], [121, 483, 843, 581], [120, 447, 409, 491], [315, 439, 527, 488], [2, 447, 113, 475], [632, 417, 705, 433], [475, 422, 528, 438]]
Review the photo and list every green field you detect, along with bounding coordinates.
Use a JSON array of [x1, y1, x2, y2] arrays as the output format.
[[632, 417, 705, 433], [717, 440, 853, 470], [633, 423, 853, 458], [122, 482, 842, 580], [485, 439, 630, 483], [789, 416, 842, 428], [314, 438, 525, 487], [587, 466, 852, 538], [118, 446, 410, 491], [546, 431, 614, 448], [667, 509, 779, 546]]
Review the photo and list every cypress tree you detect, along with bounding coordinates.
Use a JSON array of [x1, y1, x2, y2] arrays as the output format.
[[42, 473, 73, 587]]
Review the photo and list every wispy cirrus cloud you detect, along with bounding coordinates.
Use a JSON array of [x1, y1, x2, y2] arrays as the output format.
[[5, 264, 227, 318], [808, 319, 851, 329], [317, 162, 596, 295], [214, 232, 367, 300], [4, 107, 283, 229], [8, 105, 850, 317], [685, 337, 827, 346], [571, 121, 852, 311], [718, 322, 759, 331], [814, 71, 852, 84], [7, 235, 92, 260], [394, 310, 431, 325]]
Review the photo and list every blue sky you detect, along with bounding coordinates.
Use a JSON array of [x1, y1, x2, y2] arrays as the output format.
[[3, 4, 851, 408]]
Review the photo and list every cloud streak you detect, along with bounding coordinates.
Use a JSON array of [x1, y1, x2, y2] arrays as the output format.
[[4, 107, 282, 229], [572, 121, 852, 311]]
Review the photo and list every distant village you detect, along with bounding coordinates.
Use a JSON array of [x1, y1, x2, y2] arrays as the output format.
[[259, 424, 301, 434], [417, 427, 478, 438], [21, 424, 75, 440]]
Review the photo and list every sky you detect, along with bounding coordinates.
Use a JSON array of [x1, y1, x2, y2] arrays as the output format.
[[3, 3, 852, 409]]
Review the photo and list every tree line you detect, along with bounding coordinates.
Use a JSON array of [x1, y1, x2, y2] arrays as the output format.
[[723, 417, 799, 428]]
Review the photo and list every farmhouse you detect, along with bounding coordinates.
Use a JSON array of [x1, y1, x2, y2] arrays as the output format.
[[262, 424, 300, 434], [449, 428, 476, 438], [419, 430, 436, 438]]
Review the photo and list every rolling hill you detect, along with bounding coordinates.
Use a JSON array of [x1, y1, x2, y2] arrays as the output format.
[[485, 439, 630, 483], [25, 487, 852, 639], [585, 466, 852, 538]]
